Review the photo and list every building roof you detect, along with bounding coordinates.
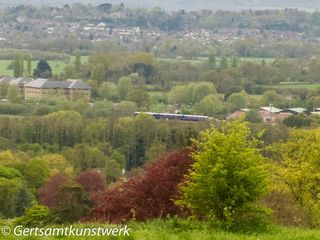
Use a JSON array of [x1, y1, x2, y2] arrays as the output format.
[[66, 79, 92, 89], [311, 112, 320, 115], [0, 76, 15, 84], [315, 108, 320, 112], [260, 106, 282, 113], [240, 108, 251, 112], [9, 78, 33, 86], [287, 108, 307, 114], [24, 79, 91, 90]]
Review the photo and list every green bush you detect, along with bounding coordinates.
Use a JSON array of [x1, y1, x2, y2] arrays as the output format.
[[14, 205, 50, 227], [283, 114, 311, 128], [0, 103, 27, 115], [33, 105, 54, 116], [177, 121, 267, 227], [0, 166, 22, 179]]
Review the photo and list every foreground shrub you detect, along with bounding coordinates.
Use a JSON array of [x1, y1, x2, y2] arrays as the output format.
[[89, 149, 193, 223], [177, 120, 268, 227], [14, 205, 50, 227], [261, 191, 311, 227], [269, 128, 320, 227]]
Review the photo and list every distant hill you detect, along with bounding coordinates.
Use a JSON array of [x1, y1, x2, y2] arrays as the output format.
[[1, 0, 320, 11]]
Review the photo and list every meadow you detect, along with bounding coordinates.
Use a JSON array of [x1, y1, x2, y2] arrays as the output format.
[[0, 56, 89, 77], [262, 82, 320, 90], [1, 220, 320, 240], [0, 56, 274, 77]]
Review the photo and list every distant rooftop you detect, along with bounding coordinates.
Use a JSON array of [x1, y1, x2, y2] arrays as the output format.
[[9, 78, 33, 86], [240, 108, 251, 112], [24, 79, 91, 90], [260, 106, 282, 113], [287, 108, 307, 114]]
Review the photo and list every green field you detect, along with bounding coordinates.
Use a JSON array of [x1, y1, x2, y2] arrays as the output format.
[[263, 82, 320, 90], [1, 220, 320, 240], [0, 56, 88, 77]]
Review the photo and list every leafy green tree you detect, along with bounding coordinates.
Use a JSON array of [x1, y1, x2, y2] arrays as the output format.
[[0, 166, 22, 179], [227, 91, 249, 111], [114, 101, 138, 115], [218, 68, 243, 99], [27, 54, 32, 77], [260, 90, 285, 108], [192, 82, 217, 103], [245, 110, 263, 123], [145, 141, 166, 162], [0, 83, 9, 99], [105, 159, 122, 183], [196, 94, 223, 116], [64, 143, 106, 171], [269, 128, 320, 226], [74, 49, 81, 73], [15, 187, 33, 217], [283, 115, 311, 128], [25, 159, 50, 190], [117, 76, 133, 100], [39, 111, 84, 147], [6, 85, 20, 103], [231, 57, 239, 67], [307, 96, 320, 111], [127, 89, 151, 108], [0, 177, 23, 218], [98, 82, 119, 101], [91, 63, 105, 83], [13, 53, 22, 78], [177, 121, 267, 223], [219, 56, 228, 69], [63, 64, 75, 79], [200, 70, 220, 84], [20, 58, 24, 77], [37, 154, 74, 176], [15, 205, 50, 227], [51, 184, 91, 224], [168, 84, 190, 105], [208, 52, 217, 68], [0, 150, 20, 166]]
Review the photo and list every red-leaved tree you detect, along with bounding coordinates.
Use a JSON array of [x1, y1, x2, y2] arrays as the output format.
[[38, 173, 92, 223], [38, 173, 72, 208], [89, 148, 193, 223], [76, 170, 106, 195]]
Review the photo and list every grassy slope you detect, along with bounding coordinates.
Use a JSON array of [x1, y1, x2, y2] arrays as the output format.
[[1, 220, 320, 240]]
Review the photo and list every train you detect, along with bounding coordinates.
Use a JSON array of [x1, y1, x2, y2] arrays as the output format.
[[134, 112, 210, 122]]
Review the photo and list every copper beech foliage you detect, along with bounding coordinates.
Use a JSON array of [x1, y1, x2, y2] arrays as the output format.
[[39, 170, 106, 208], [76, 170, 106, 195], [38, 173, 72, 208], [89, 148, 193, 223]]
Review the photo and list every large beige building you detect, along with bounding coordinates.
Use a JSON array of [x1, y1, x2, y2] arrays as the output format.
[[24, 79, 91, 100], [0, 77, 91, 101]]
